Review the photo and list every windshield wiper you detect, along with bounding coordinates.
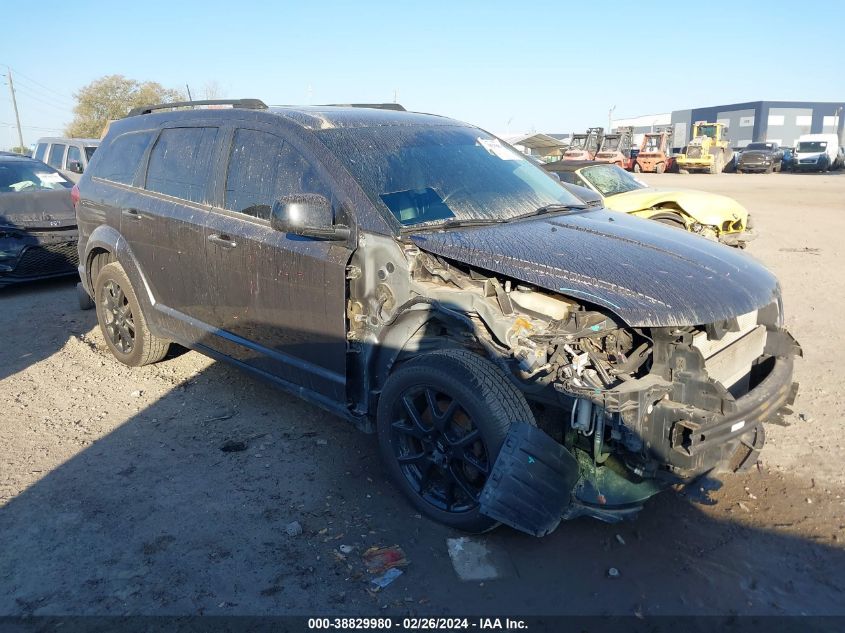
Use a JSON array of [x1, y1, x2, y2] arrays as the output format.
[[406, 218, 508, 232], [507, 203, 588, 222]]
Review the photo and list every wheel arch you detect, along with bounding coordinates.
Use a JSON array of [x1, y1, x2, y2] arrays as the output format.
[[361, 305, 483, 415], [82, 225, 160, 335]]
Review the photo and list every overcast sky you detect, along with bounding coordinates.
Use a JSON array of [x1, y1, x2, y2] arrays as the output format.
[[2, 0, 843, 148]]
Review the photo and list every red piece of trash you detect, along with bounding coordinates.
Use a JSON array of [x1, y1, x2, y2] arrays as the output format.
[[362, 545, 408, 574]]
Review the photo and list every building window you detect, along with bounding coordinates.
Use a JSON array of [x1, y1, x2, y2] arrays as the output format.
[[768, 115, 784, 126], [739, 116, 754, 127]]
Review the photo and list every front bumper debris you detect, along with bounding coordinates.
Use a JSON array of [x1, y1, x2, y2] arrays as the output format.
[[719, 230, 755, 247], [479, 421, 579, 537]]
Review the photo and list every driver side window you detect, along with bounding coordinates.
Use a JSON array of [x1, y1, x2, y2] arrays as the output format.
[[224, 128, 332, 220]]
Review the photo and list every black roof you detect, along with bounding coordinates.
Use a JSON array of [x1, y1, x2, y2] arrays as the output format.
[[115, 99, 458, 138]]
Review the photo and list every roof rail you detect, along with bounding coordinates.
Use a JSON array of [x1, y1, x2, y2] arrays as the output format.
[[126, 99, 268, 117], [321, 103, 406, 111]]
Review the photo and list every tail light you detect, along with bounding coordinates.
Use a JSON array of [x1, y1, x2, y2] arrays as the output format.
[[71, 184, 80, 209]]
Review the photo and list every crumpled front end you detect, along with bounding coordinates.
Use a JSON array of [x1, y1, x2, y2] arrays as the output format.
[[402, 246, 800, 535]]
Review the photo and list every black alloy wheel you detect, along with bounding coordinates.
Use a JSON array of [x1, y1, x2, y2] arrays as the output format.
[[390, 385, 489, 513], [94, 262, 169, 366], [377, 348, 536, 532], [101, 279, 135, 354]]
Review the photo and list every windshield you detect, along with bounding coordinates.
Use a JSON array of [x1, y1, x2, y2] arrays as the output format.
[[797, 141, 827, 153], [85, 146, 97, 161], [569, 136, 587, 150], [746, 143, 774, 151], [0, 160, 72, 193], [643, 135, 662, 151], [600, 136, 620, 152], [578, 164, 647, 197], [696, 125, 718, 139], [317, 125, 582, 228]]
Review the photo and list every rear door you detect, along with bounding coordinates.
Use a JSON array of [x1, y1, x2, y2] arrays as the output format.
[[119, 125, 220, 340], [202, 125, 349, 401]]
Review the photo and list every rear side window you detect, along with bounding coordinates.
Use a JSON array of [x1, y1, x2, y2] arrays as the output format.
[[224, 128, 331, 219], [94, 130, 155, 185], [33, 143, 47, 162], [146, 127, 218, 204], [84, 146, 97, 162], [47, 144, 66, 169], [66, 145, 81, 167]]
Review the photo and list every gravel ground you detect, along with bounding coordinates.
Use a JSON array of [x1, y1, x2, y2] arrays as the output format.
[[1, 172, 844, 617]]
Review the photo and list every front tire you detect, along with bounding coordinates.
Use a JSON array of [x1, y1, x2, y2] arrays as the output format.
[[633, 162, 642, 173], [376, 348, 535, 533], [94, 262, 169, 366]]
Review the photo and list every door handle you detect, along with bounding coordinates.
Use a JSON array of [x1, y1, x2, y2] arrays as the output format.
[[122, 208, 142, 220], [208, 233, 237, 249]]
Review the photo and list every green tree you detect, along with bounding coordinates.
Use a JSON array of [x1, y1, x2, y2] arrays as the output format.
[[8, 146, 32, 156], [65, 75, 184, 138]]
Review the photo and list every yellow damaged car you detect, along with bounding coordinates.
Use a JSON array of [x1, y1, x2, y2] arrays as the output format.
[[543, 160, 754, 248]]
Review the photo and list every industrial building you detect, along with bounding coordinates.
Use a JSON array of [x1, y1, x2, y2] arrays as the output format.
[[613, 101, 844, 151]]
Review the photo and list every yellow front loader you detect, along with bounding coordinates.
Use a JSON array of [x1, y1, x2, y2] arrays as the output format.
[[676, 122, 733, 174]]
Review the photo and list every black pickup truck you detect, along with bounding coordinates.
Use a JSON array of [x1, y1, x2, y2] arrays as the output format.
[[736, 142, 784, 174]]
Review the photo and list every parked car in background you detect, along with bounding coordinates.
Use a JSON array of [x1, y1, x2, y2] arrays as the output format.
[[0, 153, 78, 287], [792, 134, 839, 172], [75, 100, 799, 535], [543, 160, 753, 247], [33, 137, 100, 183], [736, 141, 784, 173]]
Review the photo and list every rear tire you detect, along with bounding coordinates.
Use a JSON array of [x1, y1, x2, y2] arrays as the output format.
[[376, 348, 535, 533], [94, 262, 169, 366], [633, 163, 642, 173], [655, 162, 666, 174]]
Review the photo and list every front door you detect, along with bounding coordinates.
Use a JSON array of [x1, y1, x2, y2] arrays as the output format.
[[203, 126, 349, 402]]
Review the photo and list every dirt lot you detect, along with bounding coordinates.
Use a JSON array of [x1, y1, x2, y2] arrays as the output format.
[[1, 172, 844, 617]]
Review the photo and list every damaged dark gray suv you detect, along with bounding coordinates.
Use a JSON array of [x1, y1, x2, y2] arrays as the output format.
[[76, 100, 801, 535]]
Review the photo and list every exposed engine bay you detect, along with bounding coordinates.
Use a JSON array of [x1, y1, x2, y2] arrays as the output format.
[[347, 237, 801, 534]]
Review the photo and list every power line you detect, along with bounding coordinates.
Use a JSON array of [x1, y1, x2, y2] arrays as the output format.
[[4, 66, 75, 101], [12, 79, 74, 107], [12, 84, 73, 113], [0, 121, 64, 132]]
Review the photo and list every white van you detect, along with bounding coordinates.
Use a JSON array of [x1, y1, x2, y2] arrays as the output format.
[[793, 133, 840, 172], [32, 137, 100, 182]]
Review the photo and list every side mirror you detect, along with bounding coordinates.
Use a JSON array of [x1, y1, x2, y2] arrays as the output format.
[[67, 160, 84, 174], [270, 194, 350, 241]]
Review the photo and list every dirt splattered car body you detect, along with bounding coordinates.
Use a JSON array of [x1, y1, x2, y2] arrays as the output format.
[[76, 102, 800, 535]]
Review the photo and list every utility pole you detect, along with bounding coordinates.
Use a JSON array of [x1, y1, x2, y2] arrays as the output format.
[[5, 67, 25, 153], [185, 83, 193, 102], [608, 104, 616, 133]]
